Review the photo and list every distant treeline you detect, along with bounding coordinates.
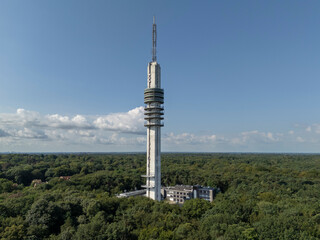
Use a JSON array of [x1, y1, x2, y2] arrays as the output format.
[[0, 153, 320, 239]]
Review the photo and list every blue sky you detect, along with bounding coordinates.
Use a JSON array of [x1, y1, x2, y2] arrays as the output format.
[[0, 0, 320, 152]]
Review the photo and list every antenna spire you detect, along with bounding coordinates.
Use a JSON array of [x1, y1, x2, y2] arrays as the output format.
[[152, 16, 157, 62]]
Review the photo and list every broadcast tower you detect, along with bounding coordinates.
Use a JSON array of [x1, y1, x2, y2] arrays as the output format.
[[142, 17, 164, 201]]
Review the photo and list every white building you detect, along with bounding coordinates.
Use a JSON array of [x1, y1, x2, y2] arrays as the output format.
[[162, 185, 218, 203]]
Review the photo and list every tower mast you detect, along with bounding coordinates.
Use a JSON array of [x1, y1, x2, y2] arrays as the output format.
[[142, 17, 164, 201], [152, 16, 157, 62]]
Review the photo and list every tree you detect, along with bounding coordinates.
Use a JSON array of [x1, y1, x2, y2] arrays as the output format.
[[182, 199, 212, 219], [26, 196, 64, 237], [0, 178, 14, 193]]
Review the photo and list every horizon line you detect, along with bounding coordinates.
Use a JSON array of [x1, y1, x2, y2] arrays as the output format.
[[1, 151, 320, 155]]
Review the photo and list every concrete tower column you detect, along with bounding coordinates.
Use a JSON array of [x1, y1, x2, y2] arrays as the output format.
[[142, 18, 164, 201]]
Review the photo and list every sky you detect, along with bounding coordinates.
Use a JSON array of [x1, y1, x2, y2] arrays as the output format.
[[0, 0, 320, 152]]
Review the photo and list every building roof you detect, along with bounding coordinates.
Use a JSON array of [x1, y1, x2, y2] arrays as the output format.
[[163, 185, 194, 191]]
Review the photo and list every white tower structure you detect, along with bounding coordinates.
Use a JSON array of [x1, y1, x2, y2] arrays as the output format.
[[142, 17, 164, 201]]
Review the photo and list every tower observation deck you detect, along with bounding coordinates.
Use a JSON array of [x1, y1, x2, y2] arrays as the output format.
[[142, 17, 164, 201]]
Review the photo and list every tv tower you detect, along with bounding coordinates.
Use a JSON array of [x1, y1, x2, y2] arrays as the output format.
[[142, 17, 164, 201]]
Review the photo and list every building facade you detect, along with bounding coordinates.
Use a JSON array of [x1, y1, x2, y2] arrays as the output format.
[[162, 185, 218, 203]]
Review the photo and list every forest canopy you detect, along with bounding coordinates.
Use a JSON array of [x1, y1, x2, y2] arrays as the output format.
[[0, 153, 319, 239]]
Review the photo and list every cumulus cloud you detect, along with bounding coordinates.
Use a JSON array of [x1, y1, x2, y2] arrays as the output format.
[[2, 107, 320, 152], [230, 130, 282, 146], [296, 136, 305, 143], [0, 107, 146, 151], [301, 124, 320, 134], [0, 129, 10, 137], [164, 132, 217, 145], [243, 130, 280, 142], [0, 107, 144, 133], [311, 124, 320, 134], [306, 126, 312, 132], [94, 107, 144, 133], [15, 128, 48, 139], [44, 114, 92, 129]]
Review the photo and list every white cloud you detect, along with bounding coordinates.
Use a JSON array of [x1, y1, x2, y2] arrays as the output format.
[[0, 107, 146, 151], [15, 128, 48, 139], [0, 129, 10, 137], [231, 130, 281, 145], [164, 132, 217, 145], [0, 107, 144, 134], [46, 113, 92, 129], [296, 136, 305, 143], [2, 107, 320, 152], [312, 124, 320, 134], [302, 124, 320, 134], [94, 107, 144, 133]]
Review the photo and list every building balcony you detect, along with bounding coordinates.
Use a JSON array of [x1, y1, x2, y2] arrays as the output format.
[[144, 106, 164, 111], [144, 116, 164, 120], [144, 123, 164, 127], [144, 88, 164, 104]]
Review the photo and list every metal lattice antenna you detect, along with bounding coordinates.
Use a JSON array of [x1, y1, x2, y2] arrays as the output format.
[[152, 16, 157, 62]]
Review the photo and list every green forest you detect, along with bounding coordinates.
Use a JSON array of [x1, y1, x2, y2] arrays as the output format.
[[0, 153, 319, 240]]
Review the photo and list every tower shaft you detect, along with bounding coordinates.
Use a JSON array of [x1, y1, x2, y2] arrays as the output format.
[[142, 18, 164, 201]]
